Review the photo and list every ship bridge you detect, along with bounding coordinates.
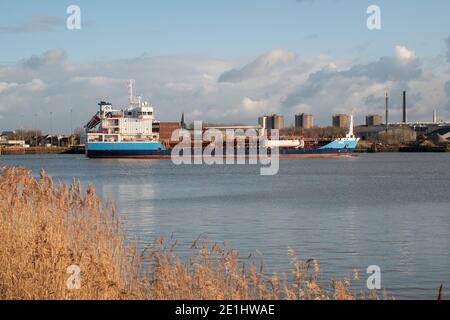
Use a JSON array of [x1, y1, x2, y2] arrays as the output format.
[[85, 80, 159, 143]]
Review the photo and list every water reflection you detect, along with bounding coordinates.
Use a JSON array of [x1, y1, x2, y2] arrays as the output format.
[[1, 153, 449, 299], [100, 182, 156, 244]]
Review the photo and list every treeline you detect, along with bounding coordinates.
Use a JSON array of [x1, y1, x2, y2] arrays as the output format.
[[2, 129, 42, 140]]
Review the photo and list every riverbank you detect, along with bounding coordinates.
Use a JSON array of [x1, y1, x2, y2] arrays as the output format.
[[354, 140, 450, 153], [0, 166, 389, 300], [0, 145, 85, 155], [1, 144, 448, 156]]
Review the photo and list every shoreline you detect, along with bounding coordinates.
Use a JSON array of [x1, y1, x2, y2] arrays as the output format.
[[0, 146, 85, 155], [1, 145, 449, 156]]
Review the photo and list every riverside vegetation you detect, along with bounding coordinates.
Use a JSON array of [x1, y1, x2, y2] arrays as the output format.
[[0, 166, 389, 300]]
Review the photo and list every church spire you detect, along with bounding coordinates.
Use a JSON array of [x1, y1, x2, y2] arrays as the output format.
[[180, 112, 186, 129]]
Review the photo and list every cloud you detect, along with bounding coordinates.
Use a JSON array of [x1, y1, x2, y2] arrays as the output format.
[[445, 37, 450, 62], [241, 97, 280, 116], [0, 46, 449, 133], [445, 81, 450, 110], [344, 46, 421, 82], [22, 49, 67, 69], [283, 45, 423, 112], [0, 16, 65, 33], [218, 49, 296, 83], [394, 45, 416, 62]]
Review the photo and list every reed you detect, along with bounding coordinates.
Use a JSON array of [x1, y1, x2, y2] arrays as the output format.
[[0, 167, 384, 300]]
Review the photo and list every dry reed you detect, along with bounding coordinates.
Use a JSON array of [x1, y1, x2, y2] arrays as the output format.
[[0, 167, 386, 300]]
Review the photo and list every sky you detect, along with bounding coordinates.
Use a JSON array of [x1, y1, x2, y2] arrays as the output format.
[[1, 0, 450, 133]]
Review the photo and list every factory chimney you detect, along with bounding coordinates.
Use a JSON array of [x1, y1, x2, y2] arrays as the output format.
[[433, 110, 437, 123], [385, 92, 389, 132], [403, 91, 407, 123]]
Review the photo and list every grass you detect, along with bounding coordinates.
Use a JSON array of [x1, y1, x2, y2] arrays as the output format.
[[0, 166, 388, 300]]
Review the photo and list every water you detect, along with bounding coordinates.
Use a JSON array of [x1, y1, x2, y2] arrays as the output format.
[[1, 153, 449, 299]]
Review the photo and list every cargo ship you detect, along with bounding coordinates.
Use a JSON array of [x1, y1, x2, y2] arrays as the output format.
[[85, 81, 359, 159]]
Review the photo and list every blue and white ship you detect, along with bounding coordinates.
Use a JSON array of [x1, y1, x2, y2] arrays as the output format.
[[85, 80, 170, 158], [85, 81, 359, 159]]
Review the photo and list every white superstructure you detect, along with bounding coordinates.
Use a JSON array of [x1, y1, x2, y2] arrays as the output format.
[[85, 80, 160, 143]]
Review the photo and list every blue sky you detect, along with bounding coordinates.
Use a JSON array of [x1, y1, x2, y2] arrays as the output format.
[[2, 0, 450, 62], [1, 1, 450, 133]]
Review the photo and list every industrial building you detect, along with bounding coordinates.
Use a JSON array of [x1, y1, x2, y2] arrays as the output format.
[[154, 122, 182, 140], [272, 115, 284, 130], [366, 114, 383, 126], [332, 114, 350, 128], [258, 116, 269, 129], [295, 113, 314, 129], [258, 114, 285, 130], [203, 125, 261, 138]]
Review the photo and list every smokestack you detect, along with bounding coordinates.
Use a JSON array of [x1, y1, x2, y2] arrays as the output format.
[[385, 92, 389, 132], [403, 91, 407, 123], [433, 110, 437, 123]]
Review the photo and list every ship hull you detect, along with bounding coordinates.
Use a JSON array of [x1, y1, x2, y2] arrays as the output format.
[[86, 146, 356, 159], [86, 138, 359, 159]]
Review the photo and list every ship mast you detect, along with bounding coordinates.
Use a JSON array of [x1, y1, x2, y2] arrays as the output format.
[[346, 113, 355, 138]]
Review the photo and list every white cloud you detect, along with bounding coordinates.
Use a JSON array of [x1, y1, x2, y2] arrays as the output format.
[[0, 46, 449, 133], [0, 82, 18, 93], [282, 45, 425, 121], [240, 97, 279, 116], [242, 97, 268, 112], [218, 49, 296, 83], [394, 45, 417, 63], [27, 79, 47, 92]]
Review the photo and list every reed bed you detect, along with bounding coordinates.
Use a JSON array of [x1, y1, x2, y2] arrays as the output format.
[[0, 167, 384, 300]]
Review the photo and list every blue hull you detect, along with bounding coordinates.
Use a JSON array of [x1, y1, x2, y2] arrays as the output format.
[[86, 147, 356, 158], [86, 140, 358, 158]]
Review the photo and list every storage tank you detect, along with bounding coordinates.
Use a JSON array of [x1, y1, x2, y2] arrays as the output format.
[[264, 140, 304, 148]]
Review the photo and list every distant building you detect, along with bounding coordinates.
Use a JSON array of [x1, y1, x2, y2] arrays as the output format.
[[154, 122, 181, 140], [332, 114, 350, 128], [258, 116, 269, 129], [0, 139, 27, 147], [366, 114, 383, 126], [295, 113, 314, 129], [272, 115, 284, 130], [355, 126, 386, 139], [180, 112, 186, 129], [258, 114, 284, 130], [1, 131, 16, 138], [203, 125, 260, 139]]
